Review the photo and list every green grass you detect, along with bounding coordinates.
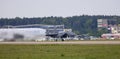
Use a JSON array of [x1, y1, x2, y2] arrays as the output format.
[[0, 44, 120, 59]]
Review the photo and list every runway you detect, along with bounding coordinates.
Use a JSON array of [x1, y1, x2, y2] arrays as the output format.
[[0, 41, 120, 44]]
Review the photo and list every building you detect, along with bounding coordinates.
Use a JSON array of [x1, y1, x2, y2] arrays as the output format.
[[97, 19, 108, 28], [97, 19, 117, 28], [101, 33, 120, 39], [0, 28, 46, 41], [109, 25, 119, 34], [2, 24, 64, 37]]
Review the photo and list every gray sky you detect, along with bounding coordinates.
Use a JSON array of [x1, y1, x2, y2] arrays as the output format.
[[0, 0, 120, 18]]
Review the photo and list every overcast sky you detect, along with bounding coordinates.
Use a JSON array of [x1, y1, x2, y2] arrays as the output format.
[[0, 0, 120, 18]]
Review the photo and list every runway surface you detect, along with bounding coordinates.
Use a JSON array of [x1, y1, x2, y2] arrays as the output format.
[[0, 41, 120, 44]]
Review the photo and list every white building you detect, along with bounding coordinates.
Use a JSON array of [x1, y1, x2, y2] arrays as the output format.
[[101, 33, 120, 39], [0, 28, 46, 41], [3, 24, 64, 37]]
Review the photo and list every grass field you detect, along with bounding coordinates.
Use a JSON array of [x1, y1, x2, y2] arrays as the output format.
[[0, 44, 120, 59]]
